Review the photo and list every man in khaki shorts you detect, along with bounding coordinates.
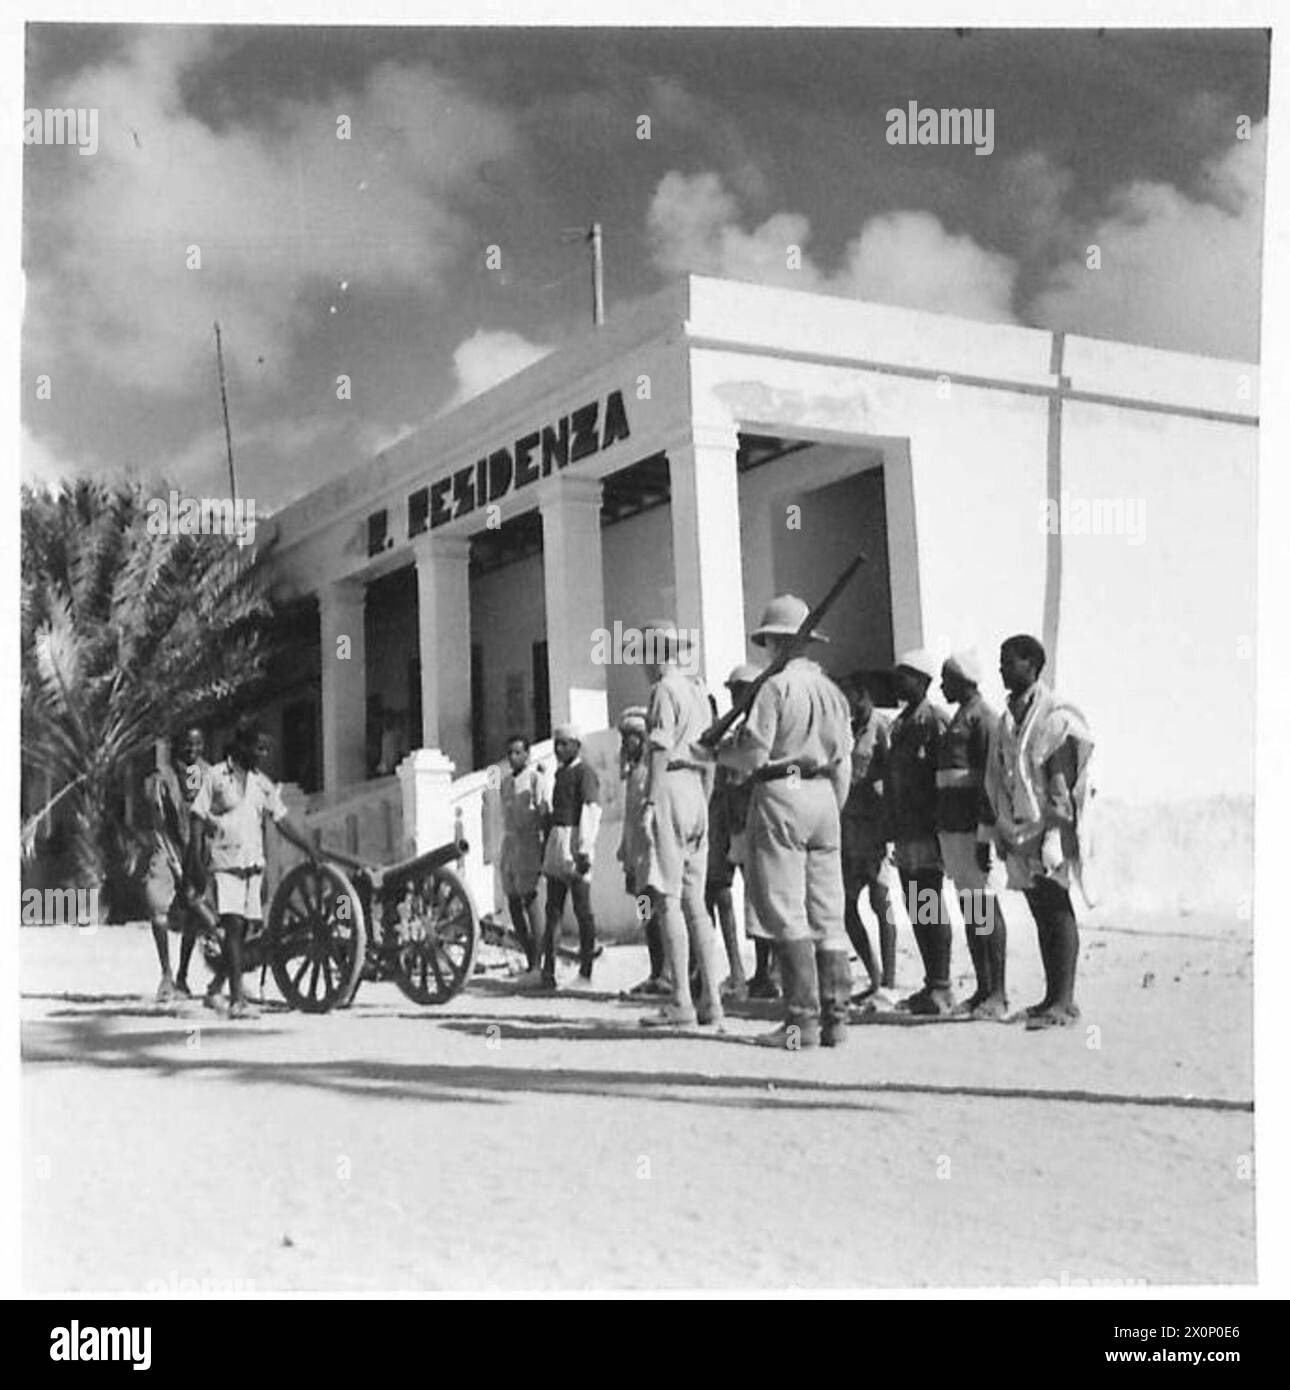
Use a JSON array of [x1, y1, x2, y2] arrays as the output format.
[[188, 720, 321, 1018], [636, 621, 725, 1030], [717, 595, 855, 1049]]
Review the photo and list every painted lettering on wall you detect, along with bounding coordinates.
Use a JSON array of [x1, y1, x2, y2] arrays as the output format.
[[410, 390, 631, 535]]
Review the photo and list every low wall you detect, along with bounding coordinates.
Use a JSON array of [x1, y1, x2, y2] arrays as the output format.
[[278, 764, 1252, 944], [1084, 796, 1253, 922]]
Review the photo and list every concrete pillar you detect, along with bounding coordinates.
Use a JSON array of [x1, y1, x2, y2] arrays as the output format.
[[412, 534, 473, 773], [667, 417, 748, 698], [538, 475, 609, 734], [397, 748, 457, 857], [318, 577, 368, 798]]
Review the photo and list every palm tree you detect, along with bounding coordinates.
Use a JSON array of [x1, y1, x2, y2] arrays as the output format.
[[21, 479, 277, 906]]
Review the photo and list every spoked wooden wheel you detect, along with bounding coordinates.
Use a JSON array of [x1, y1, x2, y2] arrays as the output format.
[[383, 866, 478, 1005], [268, 861, 367, 1013]]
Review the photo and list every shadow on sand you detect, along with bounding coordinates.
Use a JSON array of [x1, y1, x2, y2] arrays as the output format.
[[20, 1004, 1250, 1117]]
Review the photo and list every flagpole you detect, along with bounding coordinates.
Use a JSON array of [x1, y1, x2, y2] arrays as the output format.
[[213, 321, 238, 506], [589, 222, 604, 327]]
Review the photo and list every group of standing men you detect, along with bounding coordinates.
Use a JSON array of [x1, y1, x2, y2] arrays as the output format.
[[498, 595, 1096, 1048], [142, 718, 335, 1018]]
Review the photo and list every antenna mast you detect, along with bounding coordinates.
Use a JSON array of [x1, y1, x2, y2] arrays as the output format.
[[213, 321, 238, 504]]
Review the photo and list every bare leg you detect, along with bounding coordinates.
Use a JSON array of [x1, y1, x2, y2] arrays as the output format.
[[707, 883, 747, 993], [842, 868, 879, 989], [150, 921, 175, 1000], [175, 927, 198, 993], [645, 911, 665, 978], [506, 893, 534, 967], [658, 891, 693, 1012], [224, 915, 246, 1007], [683, 877, 724, 1023], [868, 876, 898, 988], [522, 894, 543, 970]]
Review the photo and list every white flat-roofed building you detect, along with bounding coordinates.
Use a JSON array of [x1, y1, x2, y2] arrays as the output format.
[[251, 274, 1258, 928]]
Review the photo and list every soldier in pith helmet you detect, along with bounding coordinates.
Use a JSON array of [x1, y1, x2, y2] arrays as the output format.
[[717, 595, 855, 1049]]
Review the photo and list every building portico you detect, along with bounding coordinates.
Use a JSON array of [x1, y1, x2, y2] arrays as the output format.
[[250, 273, 1255, 934]]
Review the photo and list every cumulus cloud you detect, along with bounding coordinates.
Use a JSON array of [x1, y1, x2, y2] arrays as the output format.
[[23, 31, 517, 394], [836, 212, 1018, 323], [21, 425, 87, 488], [647, 127, 1266, 358], [647, 170, 1018, 323], [1029, 122, 1266, 360], [446, 329, 552, 408]]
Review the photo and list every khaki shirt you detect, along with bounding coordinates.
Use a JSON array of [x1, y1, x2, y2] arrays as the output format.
[[646, 667, 712, 764], [189, 759, 287, 872], [740, 659, 853, 770]]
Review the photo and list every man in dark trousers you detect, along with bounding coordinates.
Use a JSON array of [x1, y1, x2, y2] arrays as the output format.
[[617, 707, 668, 998], [539, 724, 602, 990], [838, 676, 901, 1007], [938, 650, 1009, 1019], [981, 635, 1096, 1030], [717, 595, 855, 1049], [887, 649, 954, 1016]]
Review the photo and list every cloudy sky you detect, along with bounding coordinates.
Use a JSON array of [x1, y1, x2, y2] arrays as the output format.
[[21, 24, 1270, 507]]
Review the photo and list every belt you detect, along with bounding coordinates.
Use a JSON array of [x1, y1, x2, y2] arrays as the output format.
[[935, 768, 982, 789], [665, 760, 706, 773], [215, 864, 264, 879], [754, 762, 837, 783]]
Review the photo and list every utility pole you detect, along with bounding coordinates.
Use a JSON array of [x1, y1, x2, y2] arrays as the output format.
[[213, 320, 238, 505], [589, 221, 604, 327], [561, 222, 605, 327]]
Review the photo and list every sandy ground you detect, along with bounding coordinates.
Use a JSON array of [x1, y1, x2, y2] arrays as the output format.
[[21, 904, 1254, 1292]]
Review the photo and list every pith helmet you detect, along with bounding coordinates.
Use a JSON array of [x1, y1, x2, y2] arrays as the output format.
[[750, 594, 829, 648], [895, 647, 939, 683], [641, 617, 690, 655], [725, 662, 761, 688]]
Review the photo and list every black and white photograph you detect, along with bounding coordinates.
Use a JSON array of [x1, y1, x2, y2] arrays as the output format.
[[8, 2, 1289, 1318]]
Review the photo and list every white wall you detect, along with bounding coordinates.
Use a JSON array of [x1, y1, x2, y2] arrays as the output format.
[[694, 342, 1257, 804], [1058, 402, 1256, 801]]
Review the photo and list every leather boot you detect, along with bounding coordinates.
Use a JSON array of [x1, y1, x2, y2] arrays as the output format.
[[817, 947, 852, 1047], [755, 938, 820, 1049]]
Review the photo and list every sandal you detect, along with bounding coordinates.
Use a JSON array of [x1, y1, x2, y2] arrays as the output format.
[[1024, 1005, 1076, 1031]]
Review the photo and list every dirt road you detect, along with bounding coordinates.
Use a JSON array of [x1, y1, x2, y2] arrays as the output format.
[[21, 913, 1254, 1291]]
